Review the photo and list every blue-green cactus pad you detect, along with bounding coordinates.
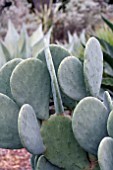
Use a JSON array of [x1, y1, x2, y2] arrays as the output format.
[[41, 115, 89, 169], [72, 97, 108, 155], [107, 110, 113, 138], [36, 155, 62, 170], [0, 58, 22, 99], [37, 44, 76, 109], [103, 91, 113, 113], [10, 58, 50, 120], [98, 137, 113, 170], [58, 56, 87, 101], [37, 44, 71, 72], [0, 93, 22, 149], [18, 104, 45, 154], [84, 37, 103, 97]]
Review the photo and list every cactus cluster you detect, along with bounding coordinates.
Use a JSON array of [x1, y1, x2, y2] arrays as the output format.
[[0, 22, 113, 170]]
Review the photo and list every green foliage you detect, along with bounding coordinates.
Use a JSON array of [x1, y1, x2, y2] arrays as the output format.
[[95, 16, 113, 92]]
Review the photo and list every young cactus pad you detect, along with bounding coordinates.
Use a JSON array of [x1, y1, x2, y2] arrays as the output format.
[[84, 37, 103, 97], [36, 155, 62, 170], [0, 58, 22, 99], [103, 91, 113, 113], [98, 137, 113, 170], [58, 56, 87, 101], [10, 58, 50, 120], [18, 104, 45, 155], [72, 97, 108, 155], [107, 110, 113, 138], [41, 115, 89, 170], [0, 93, 22, 149]]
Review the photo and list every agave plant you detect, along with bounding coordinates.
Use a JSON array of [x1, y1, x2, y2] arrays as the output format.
[[0, 20, 52, 68]]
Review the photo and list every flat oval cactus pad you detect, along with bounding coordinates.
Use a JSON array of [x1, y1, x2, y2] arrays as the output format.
[[0, 58, 22, 99], [58, 56, 87, 101], [10, 58, 50, 120], [84, 37, 103, 97], [18, 104, 45, 155], [0, 93, 22, 149], [72, 97, 108, 155], [41, 115, 89, 169], [98, 137, 113, 170]]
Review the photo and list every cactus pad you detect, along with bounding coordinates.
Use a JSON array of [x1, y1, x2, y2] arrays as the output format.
[[0, 58, 22, 99], [37, 44, 71, 72], [58, 56, 87, 101], [36, 155, 61, 170], [84, 37, 103, 97], [18, 104, 45, 155], [72, 97, 108, 155], [10, 58, 50, 120], [37, 44, 76, 109], [103, 91, 113, 113], [31, 155, 39, 170], [0, 93, 22, 149], [107, 110, 113, 138], [41, 115, 89, 169], [98, 137, 113, 170]]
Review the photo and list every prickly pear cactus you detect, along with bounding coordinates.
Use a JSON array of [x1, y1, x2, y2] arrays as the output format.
[[107, 110, 113, 138], [58, 56, 87, 101], [37, 45, 71, 72], [0, 93, 22, 149], [41, 115, 89, 170], [84, 37, 103, 97], [18, 104, 45, 155], [98, 137, 113, 170], [10, 58, 50, 120], [37, 44, 76, 109], [58, 37, 103, 102], [36, 155, 62, 170], [0, 58, 22, 99], [72, 97, 108, 155], [31, 155, 39, 170], [103, 91, 113, 113]]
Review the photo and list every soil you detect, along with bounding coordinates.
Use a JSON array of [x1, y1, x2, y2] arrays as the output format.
[[0, 148, 32, 170]]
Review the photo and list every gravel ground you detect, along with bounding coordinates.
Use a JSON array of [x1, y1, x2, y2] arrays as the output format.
[[0, 148, 32, 170]]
